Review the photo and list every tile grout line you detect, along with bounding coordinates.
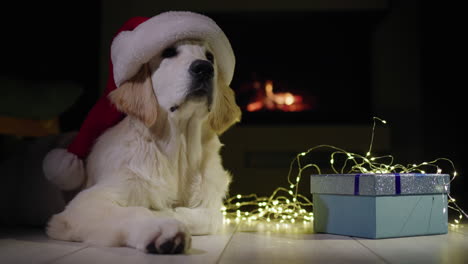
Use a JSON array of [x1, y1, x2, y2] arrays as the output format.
[[43, 245, 90, 264], [351, 237, 392, 264], [215, 223, 240, 264]]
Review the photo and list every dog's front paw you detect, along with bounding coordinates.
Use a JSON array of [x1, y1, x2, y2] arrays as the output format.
[[145, 219, 191, 254]]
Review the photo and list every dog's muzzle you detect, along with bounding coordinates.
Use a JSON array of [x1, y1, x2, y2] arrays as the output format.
[[187, 60, 214, 106]]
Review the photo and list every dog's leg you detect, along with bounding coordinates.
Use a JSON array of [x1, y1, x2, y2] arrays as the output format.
[[168, 168, 230, 235], [47, 186, 191, 254], [172, 207, 223, 235]]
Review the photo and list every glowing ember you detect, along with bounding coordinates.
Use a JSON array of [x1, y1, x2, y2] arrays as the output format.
[[246, 80, 312, 112]]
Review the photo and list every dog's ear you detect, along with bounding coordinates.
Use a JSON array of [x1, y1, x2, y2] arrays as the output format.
[[109, 64, 158, 127], [208, 76, 241, 134]]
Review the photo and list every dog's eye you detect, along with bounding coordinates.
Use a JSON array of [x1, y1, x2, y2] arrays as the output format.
[[206, 51, 214, 63], [162, 47, 178, 58]]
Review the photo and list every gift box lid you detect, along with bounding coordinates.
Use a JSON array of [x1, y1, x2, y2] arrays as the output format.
[[310, 173, 450, 196]]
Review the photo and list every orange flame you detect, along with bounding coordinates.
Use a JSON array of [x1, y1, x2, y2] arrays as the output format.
[[246, 80, 309, 112]]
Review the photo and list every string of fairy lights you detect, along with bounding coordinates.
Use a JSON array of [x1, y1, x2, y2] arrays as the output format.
[[222, 117, 467, 228]]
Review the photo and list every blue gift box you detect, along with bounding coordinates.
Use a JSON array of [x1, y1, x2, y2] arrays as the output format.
[[310, 173, 450, 239]]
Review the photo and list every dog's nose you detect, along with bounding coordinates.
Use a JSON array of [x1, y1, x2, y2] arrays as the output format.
[[189, 60, 214, 81]]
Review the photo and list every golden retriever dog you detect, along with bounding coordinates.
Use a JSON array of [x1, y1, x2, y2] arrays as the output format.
[[46, 39, 241, 254]]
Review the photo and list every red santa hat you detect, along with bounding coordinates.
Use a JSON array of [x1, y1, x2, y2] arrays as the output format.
[[43, 11, 235, 190]]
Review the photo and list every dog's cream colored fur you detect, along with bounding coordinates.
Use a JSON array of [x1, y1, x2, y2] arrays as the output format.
[[46, 41, 241, 253]]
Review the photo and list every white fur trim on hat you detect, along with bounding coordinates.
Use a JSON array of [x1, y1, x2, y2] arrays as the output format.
[[111, 11, 235, 88], [43, 148, 85, 190]]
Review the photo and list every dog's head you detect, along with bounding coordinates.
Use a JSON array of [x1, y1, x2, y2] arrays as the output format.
[[109, 40, 241, 134]]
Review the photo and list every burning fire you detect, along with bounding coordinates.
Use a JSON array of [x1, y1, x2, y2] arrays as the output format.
[[246, 80, 311, 112]]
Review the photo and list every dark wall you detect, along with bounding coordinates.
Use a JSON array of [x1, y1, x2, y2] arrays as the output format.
[[1, 2, 102, 131], [421, 2, 466, 207]]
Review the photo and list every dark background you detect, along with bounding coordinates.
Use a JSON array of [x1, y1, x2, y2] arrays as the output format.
[[0, 0, 466, 222]]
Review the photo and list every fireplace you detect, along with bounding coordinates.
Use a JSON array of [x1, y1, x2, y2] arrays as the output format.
[[209, 11, 386, 124], [208, 11, 391, 196]]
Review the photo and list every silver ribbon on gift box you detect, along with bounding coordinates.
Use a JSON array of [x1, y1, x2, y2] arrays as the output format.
[[310, 173, 450, 196]]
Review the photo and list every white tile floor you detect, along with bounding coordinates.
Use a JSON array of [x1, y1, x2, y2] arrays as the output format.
[[1, 222, 467, 264]]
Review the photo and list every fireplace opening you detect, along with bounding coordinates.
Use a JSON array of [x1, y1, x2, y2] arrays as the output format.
[[209, 11, 386, 124]]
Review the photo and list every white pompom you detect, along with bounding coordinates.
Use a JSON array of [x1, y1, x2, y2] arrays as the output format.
[[43, 148, 85, 190]]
